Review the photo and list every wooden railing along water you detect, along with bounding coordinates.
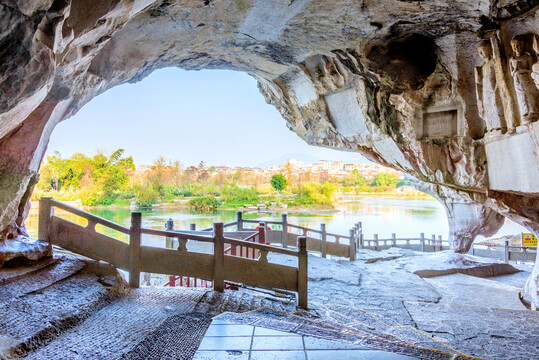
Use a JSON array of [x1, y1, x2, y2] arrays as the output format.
[[38, 198, 308, 308]]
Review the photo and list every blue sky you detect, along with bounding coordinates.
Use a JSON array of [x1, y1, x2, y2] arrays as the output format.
[[47, 68, 369, 167]]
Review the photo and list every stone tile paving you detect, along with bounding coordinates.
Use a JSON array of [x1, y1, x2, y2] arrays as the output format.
[[215, 309, 458, 359], [194, 318, 418, 360]]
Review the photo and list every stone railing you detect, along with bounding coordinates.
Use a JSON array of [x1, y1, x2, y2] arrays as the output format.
[[470, 241, 537, 263], [357, 233, 449, 253], [38, 198, 308, 308]]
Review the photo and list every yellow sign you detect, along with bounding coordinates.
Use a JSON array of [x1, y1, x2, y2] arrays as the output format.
[[522, 233, 538, 247]]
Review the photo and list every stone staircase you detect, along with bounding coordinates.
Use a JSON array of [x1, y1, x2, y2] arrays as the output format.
[[0, 254, 296, 360]]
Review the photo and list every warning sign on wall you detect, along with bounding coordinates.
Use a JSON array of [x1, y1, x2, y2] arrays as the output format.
[[522, 233, 538, 247]]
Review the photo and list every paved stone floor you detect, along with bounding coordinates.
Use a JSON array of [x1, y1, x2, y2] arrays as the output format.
[[194, 317, 417, 360], [2, 250, 538, 359]]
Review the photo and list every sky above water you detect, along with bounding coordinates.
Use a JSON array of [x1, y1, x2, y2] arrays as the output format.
[[47, 68, 369, 167]]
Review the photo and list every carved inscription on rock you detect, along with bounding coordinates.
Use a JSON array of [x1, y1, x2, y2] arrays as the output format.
[[422, 109, 458, 138], [324, 87, 367, 138]]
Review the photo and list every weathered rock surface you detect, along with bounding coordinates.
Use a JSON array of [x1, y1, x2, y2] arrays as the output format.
[[267, 250, 538, 359], [0, 1, 538, 302], [0, 236, 51, 267], [395, 249, 520, 278]]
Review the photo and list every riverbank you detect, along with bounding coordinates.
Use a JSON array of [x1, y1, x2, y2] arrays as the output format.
[[29, 187, 434, 213]]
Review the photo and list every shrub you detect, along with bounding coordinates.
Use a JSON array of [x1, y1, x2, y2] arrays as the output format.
[[188, 195, 220, 212], [135, 184, 158, 207], [221, 184, 259, 206]]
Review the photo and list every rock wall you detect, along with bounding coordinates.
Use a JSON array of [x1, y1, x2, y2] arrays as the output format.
[[0, 1, 538, 305]]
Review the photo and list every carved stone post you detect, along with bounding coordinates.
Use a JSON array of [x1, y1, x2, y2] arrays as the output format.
[[320, 223, 327, 258], [281, 213, 288, 248], [129, 212, 142, 288], [420, 233, 425, 252], [165, 218, 174, 249], [236, 211, 243, 231], [213, 222, 225, 292], [38, 197, 53, 243], [258, 222, 266, 244], [298, 236, 308, 309], [349, 228, 356, 261], [504, 240, 509, 264], [374, 234, 379, 251]]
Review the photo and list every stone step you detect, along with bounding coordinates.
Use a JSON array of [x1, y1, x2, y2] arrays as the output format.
[[0, 256, 127, 359], [22, 287, 209, 360], [0, 255, 85, 300], [193, 289, 296, 315]]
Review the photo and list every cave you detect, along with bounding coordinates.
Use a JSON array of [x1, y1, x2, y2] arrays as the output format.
[[0, 0, 538, 327]]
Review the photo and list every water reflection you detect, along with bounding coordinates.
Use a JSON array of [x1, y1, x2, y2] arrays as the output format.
[[25, 195, 527, 247]]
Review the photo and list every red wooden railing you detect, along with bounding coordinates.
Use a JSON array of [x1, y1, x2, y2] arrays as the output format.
[[164, 222, 268, 289]]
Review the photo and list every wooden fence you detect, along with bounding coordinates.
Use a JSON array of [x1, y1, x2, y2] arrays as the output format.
[[38, 198, 308, 308]]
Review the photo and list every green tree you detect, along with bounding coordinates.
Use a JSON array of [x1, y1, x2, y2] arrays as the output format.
[[270, 173, 288, 191], [371, 172, 400, 188]]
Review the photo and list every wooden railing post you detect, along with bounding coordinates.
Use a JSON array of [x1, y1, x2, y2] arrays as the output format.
[[129, 212, 142, 288], [281, 213, 288, 248], [237, 211, 243, 231], [213, 222, 225, 292], [431, 235, 436, 251], [349, 228, 356, 261], [438, 235, 443, 251], [504, 240, 509, 263], [298, 236, 308, 309], [420, 233, 425, 252], [38, 197, 53, 243], [359, 233, 364, 249], [374, 234, 379, 251], [392, 233, 396, 247], [320, 223, 327, 258]]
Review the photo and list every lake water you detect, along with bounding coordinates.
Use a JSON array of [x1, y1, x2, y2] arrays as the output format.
[[25, 194, 527, 248]]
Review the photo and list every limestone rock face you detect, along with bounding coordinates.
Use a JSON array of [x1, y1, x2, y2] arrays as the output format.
[[414, 181, 506, 253], [0, 2, 538, 303]]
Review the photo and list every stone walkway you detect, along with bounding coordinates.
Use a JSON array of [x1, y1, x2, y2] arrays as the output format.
[[1, 250, 538, 359], [267, 248, 539, 359], [193, 316, 417, 359]]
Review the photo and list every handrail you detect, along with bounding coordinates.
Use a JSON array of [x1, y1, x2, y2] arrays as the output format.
[[40, 198, 309, 308], [242, 219, 284, 226], [140, 227, 214, 242], [242, 232, 258, 242], [242, 219, 262, 224], [50, 199, 130, 234], [287, 223, 327, 236], [326, 232, 346, 238], [223, 221, 237, 228], [223, 236, 298, 256]]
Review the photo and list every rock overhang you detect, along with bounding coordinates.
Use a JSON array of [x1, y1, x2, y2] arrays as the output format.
[[0, 0, 538, 305]]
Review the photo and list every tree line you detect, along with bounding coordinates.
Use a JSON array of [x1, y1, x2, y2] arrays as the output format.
[[33, 150, 408, 209]]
